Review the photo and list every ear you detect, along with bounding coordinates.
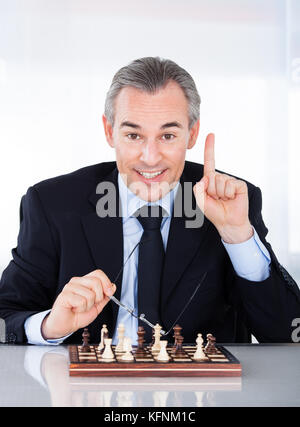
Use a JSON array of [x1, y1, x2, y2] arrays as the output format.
[[187, 119, 200, 149], [102, 114, 114, 147]]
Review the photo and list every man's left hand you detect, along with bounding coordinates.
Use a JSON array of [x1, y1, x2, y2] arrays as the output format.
[[193, 133, 253, 244]]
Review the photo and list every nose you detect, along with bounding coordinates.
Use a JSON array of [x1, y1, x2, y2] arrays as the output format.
[[139, 139, 163, 166]]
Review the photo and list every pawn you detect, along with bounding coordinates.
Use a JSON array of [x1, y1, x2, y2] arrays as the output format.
[[121, 337, 134, 362], [81, 328, 91, 352], [193, 333, 209, 361], [101, 338, 114, 360], [156, 340, 170, 362]]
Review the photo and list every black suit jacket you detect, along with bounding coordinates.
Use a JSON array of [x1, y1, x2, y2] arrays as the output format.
[[0, 161, 299, 344]]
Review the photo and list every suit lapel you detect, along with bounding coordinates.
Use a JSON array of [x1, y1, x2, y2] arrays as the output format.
[[81, 167, 124, 328], [161, 168, 211, 305]]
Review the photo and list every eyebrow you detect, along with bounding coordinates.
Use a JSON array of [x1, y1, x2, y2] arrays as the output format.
[[119, 121, 183, 130]]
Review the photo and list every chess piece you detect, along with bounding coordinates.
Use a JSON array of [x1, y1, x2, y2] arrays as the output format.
[[115, 323, 125, 352], [172, 325, 182, 351], [156, 340, 170, 362], [174, 334, 185, 357], [151, 324, 162, 352], [121, 337, 134, 361], [193, 333, 209, 361], [81, 328, 91, 352], [98, 324, 109, 352], [135, 326, 147, 355], [205, 333, 217, 354], [101, 338, 114, 360]]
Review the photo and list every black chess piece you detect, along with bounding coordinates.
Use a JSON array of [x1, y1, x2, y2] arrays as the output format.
[[81, 327, 91, 352]]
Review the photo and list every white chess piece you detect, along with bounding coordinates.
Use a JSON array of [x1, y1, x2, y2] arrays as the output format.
[[115, 323, 125, 352], [98, 324, 108, 351], [101, 338, 114, 359], [151, 324, 162, 352], [156, 340, 170, 362], [121, 337, 134, 361], [193, 333, 208, 361]]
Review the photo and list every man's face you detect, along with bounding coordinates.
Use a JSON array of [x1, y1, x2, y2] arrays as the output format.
[[103, 80, 199, 201]]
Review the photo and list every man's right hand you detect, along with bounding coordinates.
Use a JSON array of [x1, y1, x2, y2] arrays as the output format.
[[41, 269, 116, 340]]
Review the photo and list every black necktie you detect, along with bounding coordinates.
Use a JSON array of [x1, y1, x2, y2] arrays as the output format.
[[135, 205, 165, 342]]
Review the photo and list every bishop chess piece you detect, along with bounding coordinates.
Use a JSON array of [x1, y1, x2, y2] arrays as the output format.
[[193, 333, 209, 361], [81, 328, 91, 352]]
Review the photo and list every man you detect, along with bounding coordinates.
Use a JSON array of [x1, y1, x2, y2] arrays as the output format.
[[0, 57, 299, 346]]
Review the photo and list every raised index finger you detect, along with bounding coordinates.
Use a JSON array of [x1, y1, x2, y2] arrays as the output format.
[[204, 133, 215, 176]]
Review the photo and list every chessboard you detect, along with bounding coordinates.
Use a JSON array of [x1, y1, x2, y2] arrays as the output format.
[[68, 344, 242, 377]]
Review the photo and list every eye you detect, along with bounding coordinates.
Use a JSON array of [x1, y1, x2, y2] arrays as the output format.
[[161, 133, 175, 141], [126, 133, 140, 141]]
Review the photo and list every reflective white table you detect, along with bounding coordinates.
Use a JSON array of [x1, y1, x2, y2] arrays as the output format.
[[0, 344, 299, 407]]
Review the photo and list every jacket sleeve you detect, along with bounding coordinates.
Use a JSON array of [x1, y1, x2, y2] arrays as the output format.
[[0, 186, 59, 343], [232, 185, 300, 342]]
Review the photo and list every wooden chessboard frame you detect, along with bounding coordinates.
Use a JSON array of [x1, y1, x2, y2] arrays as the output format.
[[68, 344, 242, 377]]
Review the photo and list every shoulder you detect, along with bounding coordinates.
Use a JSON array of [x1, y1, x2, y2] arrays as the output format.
[[25, 161, 117, 211]]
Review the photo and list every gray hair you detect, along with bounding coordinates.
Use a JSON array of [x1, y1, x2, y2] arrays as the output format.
[[104, 57, 201, 129]]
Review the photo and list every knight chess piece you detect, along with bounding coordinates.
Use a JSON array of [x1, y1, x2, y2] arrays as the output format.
[[205, 333, 217, 354]]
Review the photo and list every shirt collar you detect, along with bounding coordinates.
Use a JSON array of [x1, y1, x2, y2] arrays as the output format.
[[118, 172, 179, 219]]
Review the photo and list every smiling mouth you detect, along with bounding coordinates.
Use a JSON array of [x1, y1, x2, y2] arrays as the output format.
[[135, 169, 166, 179]]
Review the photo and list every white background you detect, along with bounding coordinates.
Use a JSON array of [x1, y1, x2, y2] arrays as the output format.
[[0, 0, 299, 284]]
